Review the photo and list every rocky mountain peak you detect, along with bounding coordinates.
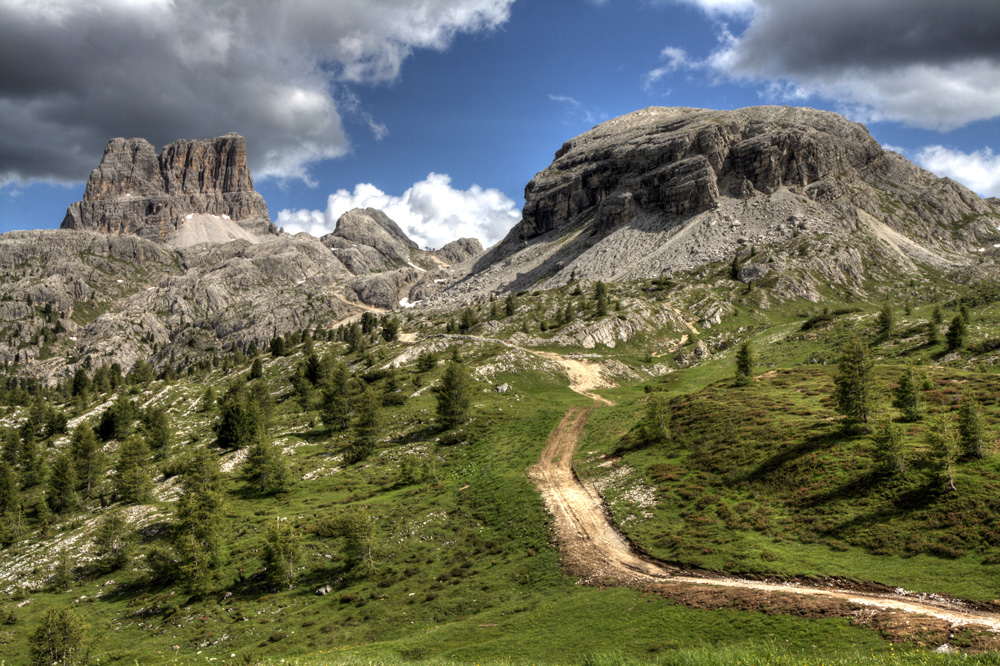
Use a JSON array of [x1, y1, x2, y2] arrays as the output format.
[[454, 105, 1000, 303], [62, 133, 276, 247]]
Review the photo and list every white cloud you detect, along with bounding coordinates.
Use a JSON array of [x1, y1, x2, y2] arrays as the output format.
[[916, 146, 1000, 198], [667, 0, 756, 16], [0, 0, 514, 185], [276, 173, 521, 249], [643, 46, 692, 91]]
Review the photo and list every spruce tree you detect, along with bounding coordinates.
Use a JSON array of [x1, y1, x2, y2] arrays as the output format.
[[113, 435, 152, 504], [97, 393, 136, 441], [505, 293, 516, 317], [304, 352, 324, 385], [957, 391, 985, 459], [174, 447, 229, 596], [70, 425, 102, 500], [870, 418, 906, 476], [892, 365, 922, 422], [381, 316, 400, 342], [734, 340, 754, 386], [19, 426, 44, 488], [320, 362, 355, 431], [926, 417, 957, 492], [946, 315, 967, 351], [249, 357, 264, 380], [214, 385, 265, 450], [0, 460, 18, 517], [51, 548, 73, 592], [28, 607, 86, 666], [141, 405, 172, 460], [93, 508, 135, 572], [262, 518, 300, 591], [345, 384, 382, 463], [242, 439, 290, 495], [875, 303, 894, 341], [435, 361, 471, 431], [595, 281, 608, 316], [47, 453, 78, 514], [833, 337, 877, 432]]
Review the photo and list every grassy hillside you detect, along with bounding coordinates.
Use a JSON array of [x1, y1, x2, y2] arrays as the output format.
[[2, 283, 1000, 664]]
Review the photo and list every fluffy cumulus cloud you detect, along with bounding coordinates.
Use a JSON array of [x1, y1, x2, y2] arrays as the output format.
[[916, 147, 1000, 199], [0, 0, 513, 186], [276, 173, 521, 250], [653, 0, 1000, 131]]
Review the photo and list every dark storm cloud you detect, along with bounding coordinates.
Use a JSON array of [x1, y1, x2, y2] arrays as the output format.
[[727, 0, 1000, 77], [660, 0, 1000, 130], [0, 0, 513, 186]]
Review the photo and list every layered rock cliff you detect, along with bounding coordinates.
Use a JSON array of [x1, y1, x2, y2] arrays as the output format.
[[61, 133, 276, 245], [455, 106, 1000, 302]]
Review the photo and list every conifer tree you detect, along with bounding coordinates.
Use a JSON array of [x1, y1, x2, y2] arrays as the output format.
[[141, 405, 172, 460], [833, 337, 877, 432], [304, 352, 324, 385], [435, 361, 471, 431], [875, 303, 894, 341], [47, 453, 78, 514], [381, 316, 400, 342], [870, 418, 906, 476], [320, 362, 355, 431], [243, 438, 290, 495], [51, 548, 73, 592], [931, 304, 943, 326], [595, 281, 608, 316], [1, 427, 19, 467], [28, 607, 85, 666], [892, 365, 922, 422], [957, 391, 985, 459], [345, 383, 382, 463], [97, 393, 136, 441], [505, 293, 516, 317], [249, 357, 264, 380], [175, 447, 229, 596], [19, 426, 44, 488], [946, 315, 967, 351], [926, 417, 957, 492], [0, 460, 18, 517], [113, 435, 152, 504], [324, 508, 377, 578], [270, 335, 287, 358], [734, 340, 754, 386], [93, 508, 135, 572], [262, 518, 300, 591], [639, 393, 671, 446], [214, 385, 265, 450]]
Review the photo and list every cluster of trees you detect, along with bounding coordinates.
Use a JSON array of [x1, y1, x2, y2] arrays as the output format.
[[832, 335, 985, 488]]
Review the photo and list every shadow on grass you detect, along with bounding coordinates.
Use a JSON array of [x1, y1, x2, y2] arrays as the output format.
[[739, 430, 842, 484]]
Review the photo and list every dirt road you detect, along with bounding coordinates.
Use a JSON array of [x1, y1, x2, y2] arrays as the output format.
[[528, 353, 1000, 642]]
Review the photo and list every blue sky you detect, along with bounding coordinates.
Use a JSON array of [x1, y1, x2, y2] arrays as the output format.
[[2, 0, 999, 249]]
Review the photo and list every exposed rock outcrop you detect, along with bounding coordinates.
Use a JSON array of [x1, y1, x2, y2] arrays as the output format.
[[61, 133, 276, 245], [449, 106, 1000, 300]]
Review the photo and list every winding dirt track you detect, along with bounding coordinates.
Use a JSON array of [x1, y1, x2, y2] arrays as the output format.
[[527, 353, 1000, 636]]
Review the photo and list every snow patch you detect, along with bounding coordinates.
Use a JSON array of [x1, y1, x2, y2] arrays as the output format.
[[407, 262, 427, 273], [399, 298, 417, 309]]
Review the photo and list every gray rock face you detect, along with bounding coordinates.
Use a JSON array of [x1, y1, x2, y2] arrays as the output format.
[[502, 106, 880, 250], [433, 238, 484, 266], [451, 105, 1000, 301], [61, 133, 276, 244]]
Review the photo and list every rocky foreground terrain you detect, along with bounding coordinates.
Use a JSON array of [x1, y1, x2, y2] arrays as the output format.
[[4, 106, 1000, 381]]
